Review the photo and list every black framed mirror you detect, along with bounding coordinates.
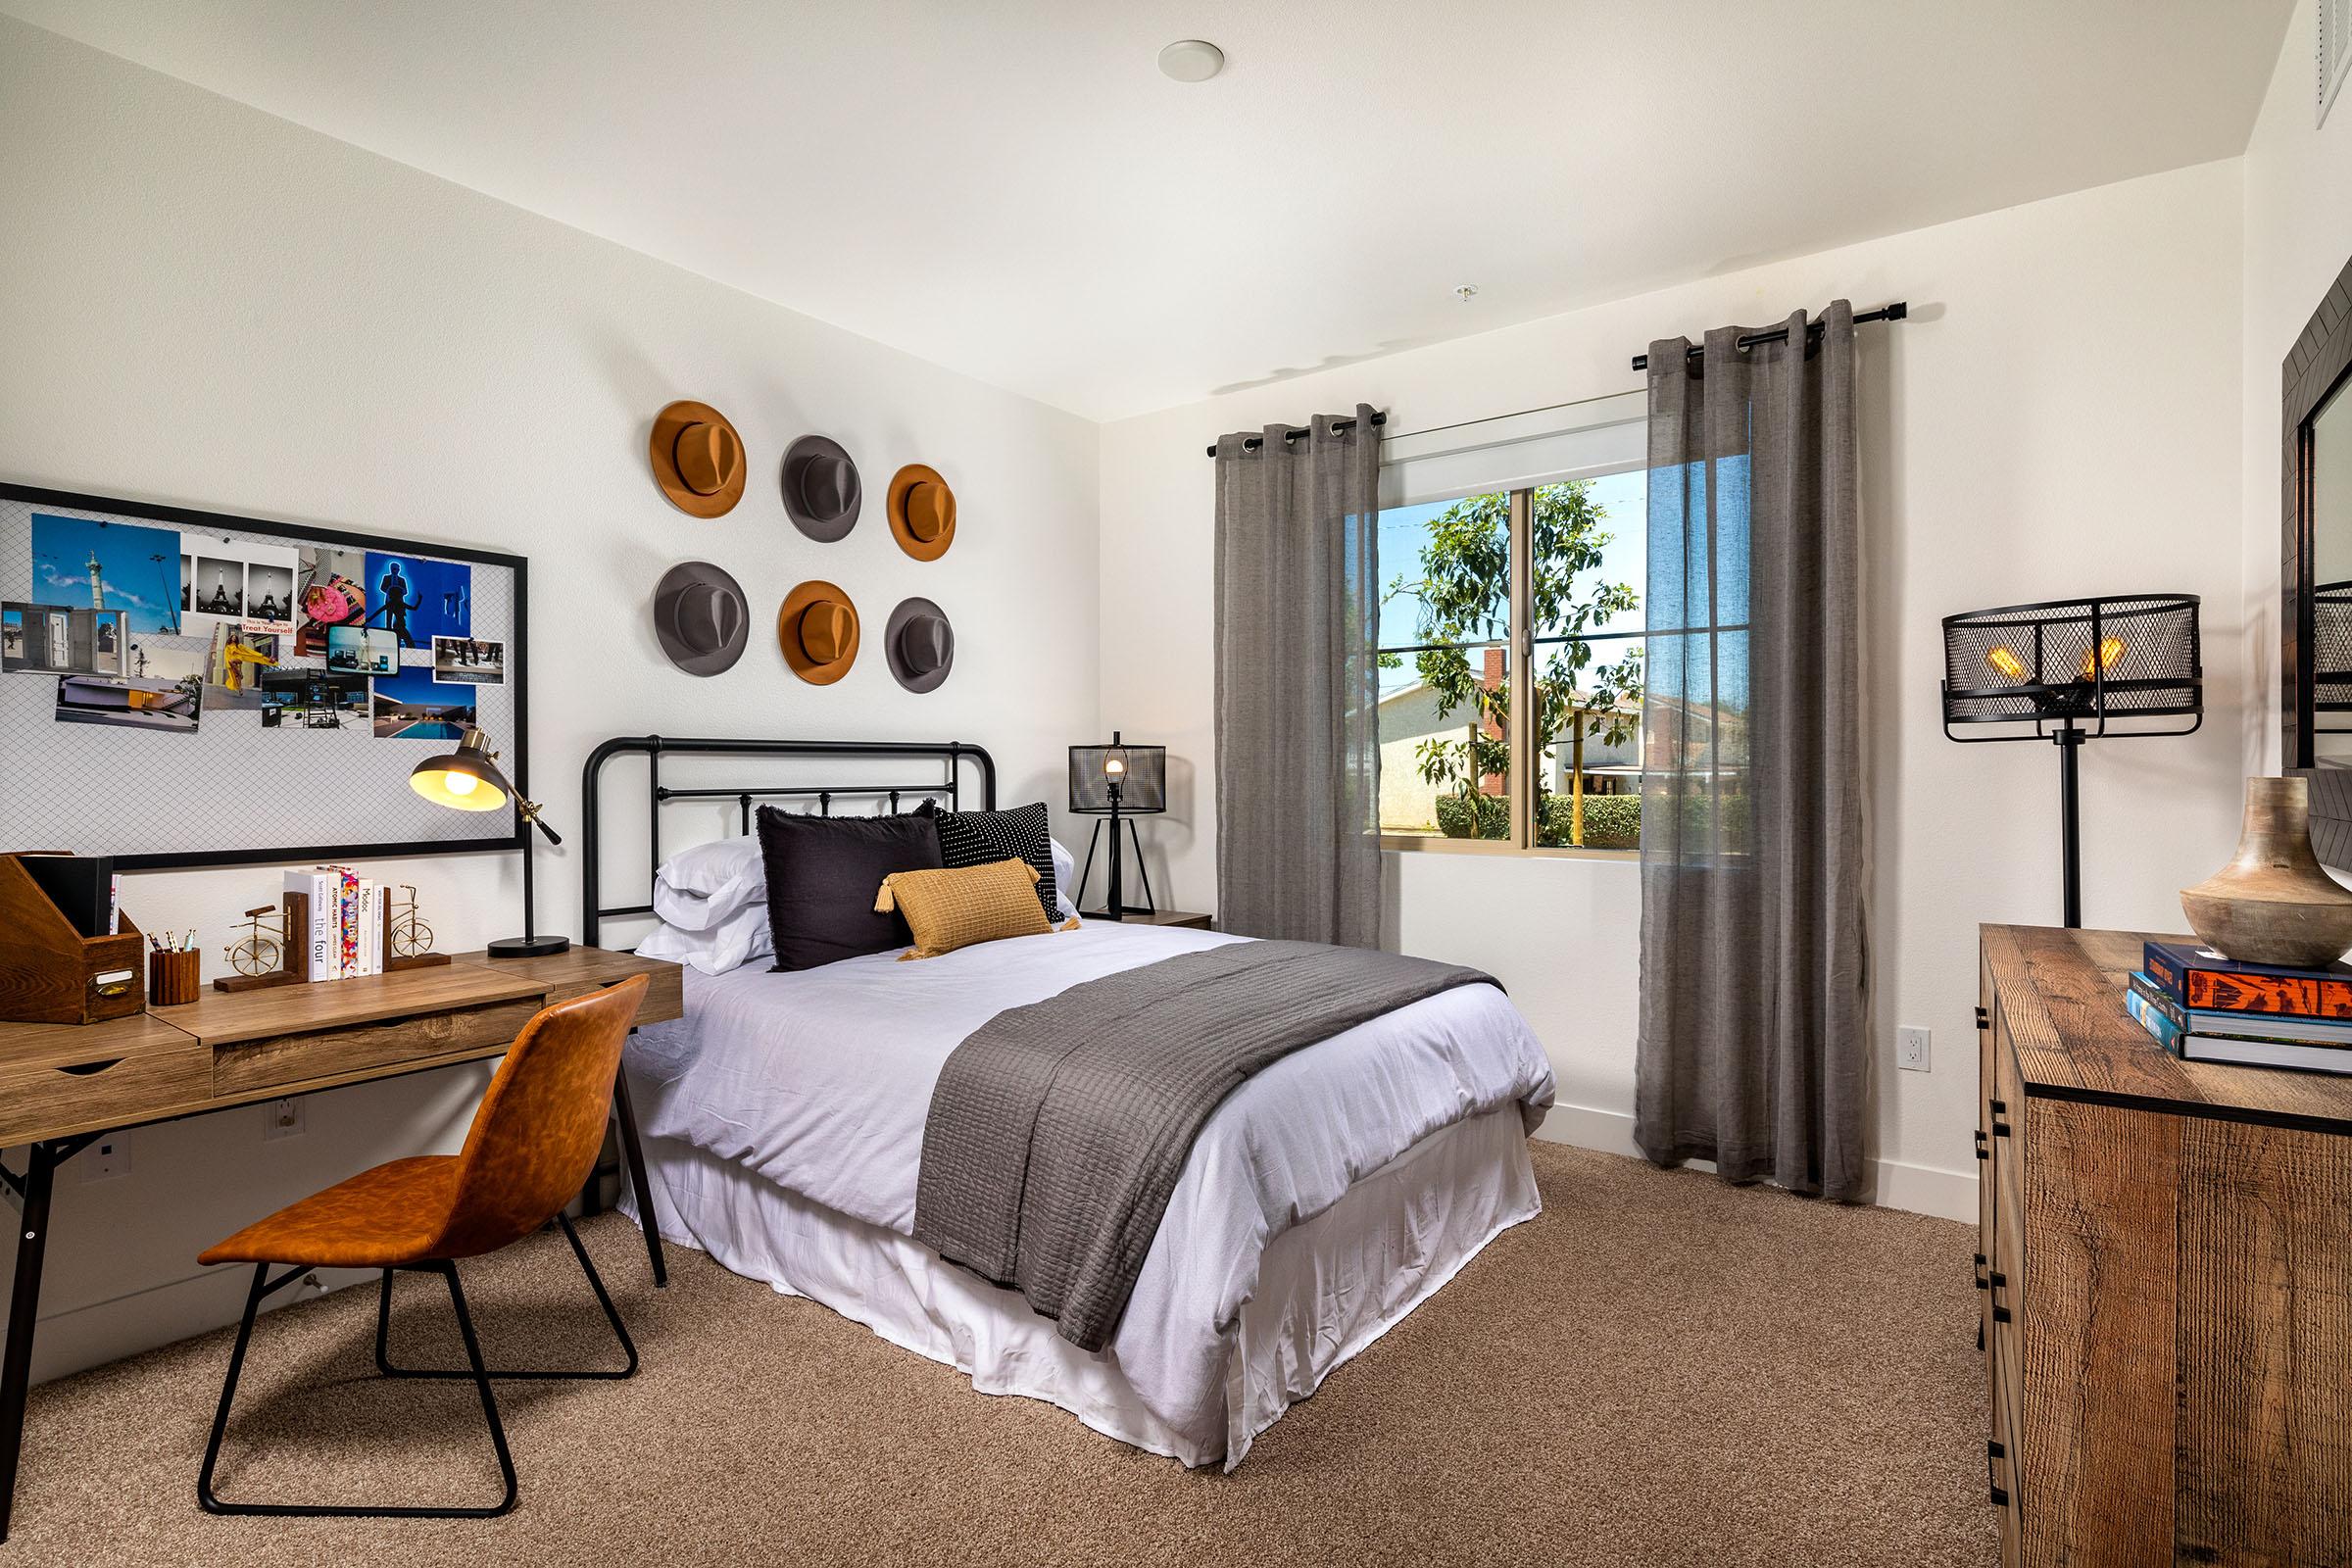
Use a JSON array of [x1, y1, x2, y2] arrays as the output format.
[[2283, 251, 2352, 868]]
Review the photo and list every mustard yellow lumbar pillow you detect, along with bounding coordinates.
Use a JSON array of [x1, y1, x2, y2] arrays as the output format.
[[874, 858, 1079, 960]]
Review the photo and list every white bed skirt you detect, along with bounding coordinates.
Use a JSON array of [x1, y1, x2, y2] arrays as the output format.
[[619, 1106, 1541, 1470]]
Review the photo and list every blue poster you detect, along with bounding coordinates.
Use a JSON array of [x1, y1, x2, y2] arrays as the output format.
[[29, 514, 184, 634], [370, 665, 477, 740], [364, 551, 471, 648]]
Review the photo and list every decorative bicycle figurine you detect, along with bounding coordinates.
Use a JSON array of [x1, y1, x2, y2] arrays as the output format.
[[388, 884, 434, 958], [225, 905, 285, 979]]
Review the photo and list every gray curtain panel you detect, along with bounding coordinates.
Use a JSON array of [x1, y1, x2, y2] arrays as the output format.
[[1635, 304, 1867, 1200], [1213, 405, 1383, 947]]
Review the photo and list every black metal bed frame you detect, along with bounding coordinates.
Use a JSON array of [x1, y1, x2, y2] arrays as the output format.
[[579, 734, 998, 952]]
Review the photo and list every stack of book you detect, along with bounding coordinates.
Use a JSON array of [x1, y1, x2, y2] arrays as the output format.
[[283, 866, 390, 981], [2125, 939, 2352, 1074]]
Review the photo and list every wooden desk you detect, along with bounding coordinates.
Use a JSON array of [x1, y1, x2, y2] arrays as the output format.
[[0, 946, 681, 1544]]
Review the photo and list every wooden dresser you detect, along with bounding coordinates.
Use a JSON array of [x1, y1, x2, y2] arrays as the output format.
[[1978, 924, 2352, 1565]]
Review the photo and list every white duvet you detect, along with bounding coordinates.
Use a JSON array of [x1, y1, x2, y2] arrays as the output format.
[[623, 921, 1555, 1449]]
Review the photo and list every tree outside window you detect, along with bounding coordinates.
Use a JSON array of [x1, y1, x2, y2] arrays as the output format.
[[1376, 478, 1644, 851]]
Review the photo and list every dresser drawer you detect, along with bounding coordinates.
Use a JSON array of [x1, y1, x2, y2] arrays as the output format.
[[0, 1034, 211, 1140], [212, 996, 540, 1096]]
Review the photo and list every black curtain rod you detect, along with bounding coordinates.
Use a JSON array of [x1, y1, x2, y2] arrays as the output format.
[[1203, 410, 1387, 459], [1630, 302, 1907, 370]]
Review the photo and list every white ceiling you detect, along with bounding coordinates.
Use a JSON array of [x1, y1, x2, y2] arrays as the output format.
[[4, 1, 2295, 421]]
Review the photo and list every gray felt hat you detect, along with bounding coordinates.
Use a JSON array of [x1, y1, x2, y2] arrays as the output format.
[[654, 560, 750, 676], [885, 597, 955, 693], [781, 434, 862, 543]]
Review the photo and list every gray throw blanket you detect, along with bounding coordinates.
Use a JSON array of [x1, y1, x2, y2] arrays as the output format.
[[912, 939, 1498, 1351]]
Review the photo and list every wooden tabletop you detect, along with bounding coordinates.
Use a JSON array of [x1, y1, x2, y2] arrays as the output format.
[[0, 1011, 197, 1071], [159, 964, 551, 1047], [1984, 923, 2352, 1132], [0, 946, 682, 1148]]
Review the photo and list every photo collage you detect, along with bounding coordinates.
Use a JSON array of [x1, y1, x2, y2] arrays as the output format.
[[7, 513, 505, 739]]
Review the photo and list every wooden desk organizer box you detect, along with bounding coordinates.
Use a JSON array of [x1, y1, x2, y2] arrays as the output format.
[[0, 853, 144, 1025]]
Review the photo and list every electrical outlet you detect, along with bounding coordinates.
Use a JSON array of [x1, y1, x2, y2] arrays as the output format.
[[79, 1131, 129, 1182], [1896, 1025, 1932, 1073], [263, 1097, 305, 1141]]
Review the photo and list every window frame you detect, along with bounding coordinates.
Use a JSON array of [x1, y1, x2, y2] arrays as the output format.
[[1373, 415, 1649, 859]]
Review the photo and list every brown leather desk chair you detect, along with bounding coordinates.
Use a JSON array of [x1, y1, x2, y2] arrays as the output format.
[[195, 973, 651, 1520]]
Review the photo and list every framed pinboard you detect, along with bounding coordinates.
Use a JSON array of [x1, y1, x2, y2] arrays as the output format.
[[0, 483, 529, 870]]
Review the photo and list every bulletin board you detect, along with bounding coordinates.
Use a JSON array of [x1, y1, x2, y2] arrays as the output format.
[[0, 483, 529, 870]]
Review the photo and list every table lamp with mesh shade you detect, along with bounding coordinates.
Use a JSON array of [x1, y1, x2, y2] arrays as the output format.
[[410, 726, 569, 957], [1068, 732, 1166, 920], [1940, 594, 2201, 928]]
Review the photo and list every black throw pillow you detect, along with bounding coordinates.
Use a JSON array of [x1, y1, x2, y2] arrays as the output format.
[[756, 807, 943, 971], [920, 800, 1059, 923]]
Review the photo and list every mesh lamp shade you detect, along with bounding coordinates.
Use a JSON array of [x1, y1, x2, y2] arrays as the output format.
[[1940, 594, 2202, 740], [2316, 581, 2352, 717], [1069, 734, 1166, 814], [1940, 592, 2200, 931]]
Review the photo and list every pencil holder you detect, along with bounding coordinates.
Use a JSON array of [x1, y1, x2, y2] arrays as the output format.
[[149, 949, 202, 1006]]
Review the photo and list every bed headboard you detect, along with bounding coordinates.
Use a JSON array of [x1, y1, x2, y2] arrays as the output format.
[[579, 734, 997, 949]]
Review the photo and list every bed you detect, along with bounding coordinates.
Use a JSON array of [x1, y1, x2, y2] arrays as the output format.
[[583, 736, 1555, 1469]]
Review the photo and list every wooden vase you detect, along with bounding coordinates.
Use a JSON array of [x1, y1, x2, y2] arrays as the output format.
[[2180, 776, 2352, 968]]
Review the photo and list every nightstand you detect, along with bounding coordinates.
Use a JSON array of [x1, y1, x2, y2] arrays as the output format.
[[1099, 909, 1213, 930]]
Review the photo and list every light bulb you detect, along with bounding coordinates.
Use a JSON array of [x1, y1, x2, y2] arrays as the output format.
[[444, 772, 478, 797], [1984, 645, 2028, 683], [2078, 636, 2125, 681], [1104, 755, 1126, 779]]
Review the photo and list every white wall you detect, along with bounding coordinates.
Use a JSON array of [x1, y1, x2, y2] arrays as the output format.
[[1101, 159, 2251, 1221], [0, 19, 1100, 1379], [2242, 0, 2352, 775]]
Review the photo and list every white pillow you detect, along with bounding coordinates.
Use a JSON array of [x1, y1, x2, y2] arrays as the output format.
[[1051, 836, 1078, 920], [652, 834, 766, 931], [635, 902, 773, 976]]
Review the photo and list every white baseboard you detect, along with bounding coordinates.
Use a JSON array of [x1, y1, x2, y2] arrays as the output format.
[[1531, 1102, 1978, 1223], [27, 1263, 373, 1386]]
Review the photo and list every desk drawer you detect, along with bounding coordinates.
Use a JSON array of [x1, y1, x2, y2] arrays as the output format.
[[0, 1039, 210, 1138], [213, 997, 541, 1095]]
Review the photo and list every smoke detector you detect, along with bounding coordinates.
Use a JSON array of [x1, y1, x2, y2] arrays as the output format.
[[1158, 40, 1224, 82]]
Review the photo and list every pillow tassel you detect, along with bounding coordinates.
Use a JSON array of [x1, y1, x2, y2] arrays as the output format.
[[874, 881, 899, 914]]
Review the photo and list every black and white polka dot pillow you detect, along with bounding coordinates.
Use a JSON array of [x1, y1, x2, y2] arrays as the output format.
[[921, 800, 1060, 924]]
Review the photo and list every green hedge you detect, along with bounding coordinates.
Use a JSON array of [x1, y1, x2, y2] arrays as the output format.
[[1435, 790, 1642, 850], [1435, 792, 1510, 840], [1544, 792, 1640, 850]]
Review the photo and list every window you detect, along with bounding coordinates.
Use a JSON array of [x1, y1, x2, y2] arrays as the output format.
[[1374, 393, 1647, 854]]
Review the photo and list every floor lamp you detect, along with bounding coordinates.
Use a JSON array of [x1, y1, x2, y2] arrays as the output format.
[[1069, 732, 1166, 920], [1941, 595, 2202, 929]]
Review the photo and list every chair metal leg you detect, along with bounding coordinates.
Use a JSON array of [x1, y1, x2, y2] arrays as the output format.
[[200, 1260, 516, 1519], [376, 1214, 637, 1380]]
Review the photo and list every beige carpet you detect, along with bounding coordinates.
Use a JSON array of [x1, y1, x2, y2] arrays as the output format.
[[9, 1143, 1996, 1567]]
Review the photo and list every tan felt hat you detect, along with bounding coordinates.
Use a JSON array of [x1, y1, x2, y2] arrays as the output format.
[[778, 579, 860, 684], [887, 464, 956, 561], [650, 401, 747, 517]]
